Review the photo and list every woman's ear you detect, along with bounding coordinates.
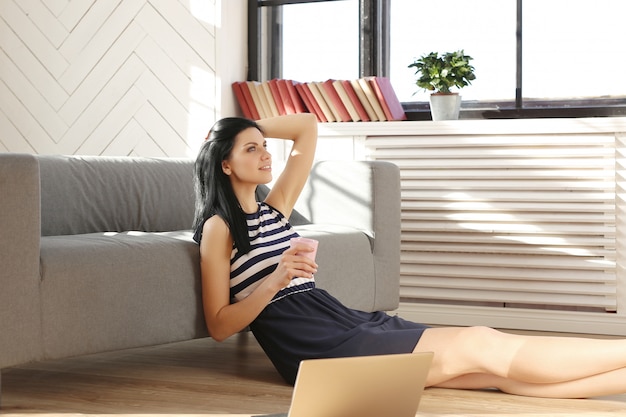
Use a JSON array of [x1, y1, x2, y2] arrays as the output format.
[[221, 160, 231, 176]]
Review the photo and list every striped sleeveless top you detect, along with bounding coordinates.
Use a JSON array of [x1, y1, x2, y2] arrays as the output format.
[[229, 202, 315, 303]]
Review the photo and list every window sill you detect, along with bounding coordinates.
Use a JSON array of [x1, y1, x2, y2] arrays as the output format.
[[403, 99, 626, 120]]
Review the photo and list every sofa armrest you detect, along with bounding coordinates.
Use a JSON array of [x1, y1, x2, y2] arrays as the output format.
[[296, 160, 401, 311], [0, 153, 43, 368]]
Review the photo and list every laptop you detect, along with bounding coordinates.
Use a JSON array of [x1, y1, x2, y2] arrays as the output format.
[[255, 352, 433, 417]]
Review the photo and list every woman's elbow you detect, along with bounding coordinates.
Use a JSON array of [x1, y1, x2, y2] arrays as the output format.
[[205, 322, 230, 342], [209, 332, 229, 343], [205, 318, 242, 342]]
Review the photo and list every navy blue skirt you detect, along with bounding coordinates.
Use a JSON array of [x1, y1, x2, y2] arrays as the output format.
[[249, 288, 429, 385]]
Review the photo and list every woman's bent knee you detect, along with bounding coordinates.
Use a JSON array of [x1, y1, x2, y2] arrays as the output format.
[[414, 326, 515, 384]]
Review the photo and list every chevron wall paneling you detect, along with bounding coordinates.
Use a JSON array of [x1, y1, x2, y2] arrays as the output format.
[[0, 0, 219, 157]]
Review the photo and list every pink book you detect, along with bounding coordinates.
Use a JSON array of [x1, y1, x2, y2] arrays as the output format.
[[321, 79, 352, 122], [234, 81, 259, 120], [339, 80, 370, 122], [295, 83, 325, 122], [268, 78, 286, 115], [231, 82, 253, 119], [285, 80, 307, 114], [368, 76, 407, 121], [277, 79, 296, 114]]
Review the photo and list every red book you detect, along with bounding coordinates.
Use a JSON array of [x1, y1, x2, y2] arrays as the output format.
[[268, 78, 286, 115], [295, 82, 326, 122], [321, 79, 352, 122], [309, 82, 336, 122], [232, 82, 259, 120], [285, 80, 307, 114], [368, 76, 407, 121], [246, 81, 268, 119], [277, 79, 296, 114], [340, 80, 370, 122]]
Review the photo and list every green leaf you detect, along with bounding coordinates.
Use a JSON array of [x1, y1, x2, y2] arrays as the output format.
[[408, 50, 476, 94]]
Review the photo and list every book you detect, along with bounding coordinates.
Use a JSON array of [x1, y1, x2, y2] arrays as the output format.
[[314, 81, 343, 122], [268, 78, 286, 116], [350, 79, 379, 121], [285, 80, 307, 114], [277, 79, 296, 114], [231, 81, 254, 119], [368, 76, 407, 121], [321, 79, 352, 122], [339, 79, 370, 122], [307, 82, 336, 122], [238, 81, 261, 120], [332, 80, 361, 122], [260, 81, 280, 117], [315, 81, 340, 121], [357, 77, 387, 121], [246, 81, 268, 119], [295, 82, 326, 122]]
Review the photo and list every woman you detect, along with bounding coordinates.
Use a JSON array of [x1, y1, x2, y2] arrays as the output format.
[[193, 113, 626, 399]]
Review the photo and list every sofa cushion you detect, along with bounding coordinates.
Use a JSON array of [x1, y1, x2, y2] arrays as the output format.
[[39, 231, 206, 359], [38, 224, 375, 359], [38, 155, 195, 236]]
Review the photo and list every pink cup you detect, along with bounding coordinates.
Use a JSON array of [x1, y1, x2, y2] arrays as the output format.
[[289, 237, 319, 261]]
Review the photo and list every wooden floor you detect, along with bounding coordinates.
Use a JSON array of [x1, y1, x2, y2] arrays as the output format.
[[2, 332, 626, 417]]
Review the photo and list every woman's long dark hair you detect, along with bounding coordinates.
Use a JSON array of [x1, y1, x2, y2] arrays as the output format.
[[193, 117, 262, 254]]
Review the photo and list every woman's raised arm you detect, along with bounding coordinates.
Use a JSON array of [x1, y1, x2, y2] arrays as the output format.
[[258, 113, 318, 218]]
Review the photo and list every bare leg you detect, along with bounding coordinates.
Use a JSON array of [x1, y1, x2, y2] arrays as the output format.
[[413, 326, 626, 397], [436, 369, 626, 399]]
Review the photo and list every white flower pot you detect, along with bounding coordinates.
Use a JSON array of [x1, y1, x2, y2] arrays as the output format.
[[429, 93, 461, 121]]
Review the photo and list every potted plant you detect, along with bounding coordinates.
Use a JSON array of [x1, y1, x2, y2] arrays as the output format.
[[408, 50, 476, 121]]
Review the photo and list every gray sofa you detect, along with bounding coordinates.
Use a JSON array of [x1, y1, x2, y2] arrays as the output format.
[[0, 153, 400, 394]]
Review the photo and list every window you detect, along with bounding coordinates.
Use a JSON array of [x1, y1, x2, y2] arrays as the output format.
[[390, 0, 516, 104], [281, 1, 359, 81], [522, 0, 625, 101], [250, 0, 626, 119]]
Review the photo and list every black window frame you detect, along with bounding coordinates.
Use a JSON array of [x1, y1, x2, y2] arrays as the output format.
[[249, 0, 626, 120]]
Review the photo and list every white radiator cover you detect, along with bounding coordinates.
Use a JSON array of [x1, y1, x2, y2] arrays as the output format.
[[316, 118, 626, 336]]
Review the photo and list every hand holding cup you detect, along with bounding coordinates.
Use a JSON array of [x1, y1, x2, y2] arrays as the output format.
[[289, 237, 319, 261]]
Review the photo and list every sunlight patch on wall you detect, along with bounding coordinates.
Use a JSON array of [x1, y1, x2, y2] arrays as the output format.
[[189, 0, 217, 26], [186, 66, 217, 157]]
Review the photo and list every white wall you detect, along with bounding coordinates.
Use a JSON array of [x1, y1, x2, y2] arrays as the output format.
[[0, 0, 247, 157]]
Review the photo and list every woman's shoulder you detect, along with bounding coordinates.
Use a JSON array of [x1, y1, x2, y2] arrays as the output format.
[[193, 214, 230, 244]]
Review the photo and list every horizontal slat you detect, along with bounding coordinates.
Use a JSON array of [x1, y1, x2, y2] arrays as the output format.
[[372, 148, 615, 160], [399, 287, 616, 309], [401, 252, 614, 269], [400, 265, 616, 286], [403, 211, 614, 223], [402, 200, 615, 213], [402, 190, 614, 202], [402, 232, 615, 248], [366, 134, 616, 148], [402, 179, 613, 190], [400, 263, 615, 282], [382, 158, 613, 169], [401, 276, 616, 295], [401, 221, 615, 236], [400, 168, 614, 180], [402, 243, 614, 257]]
